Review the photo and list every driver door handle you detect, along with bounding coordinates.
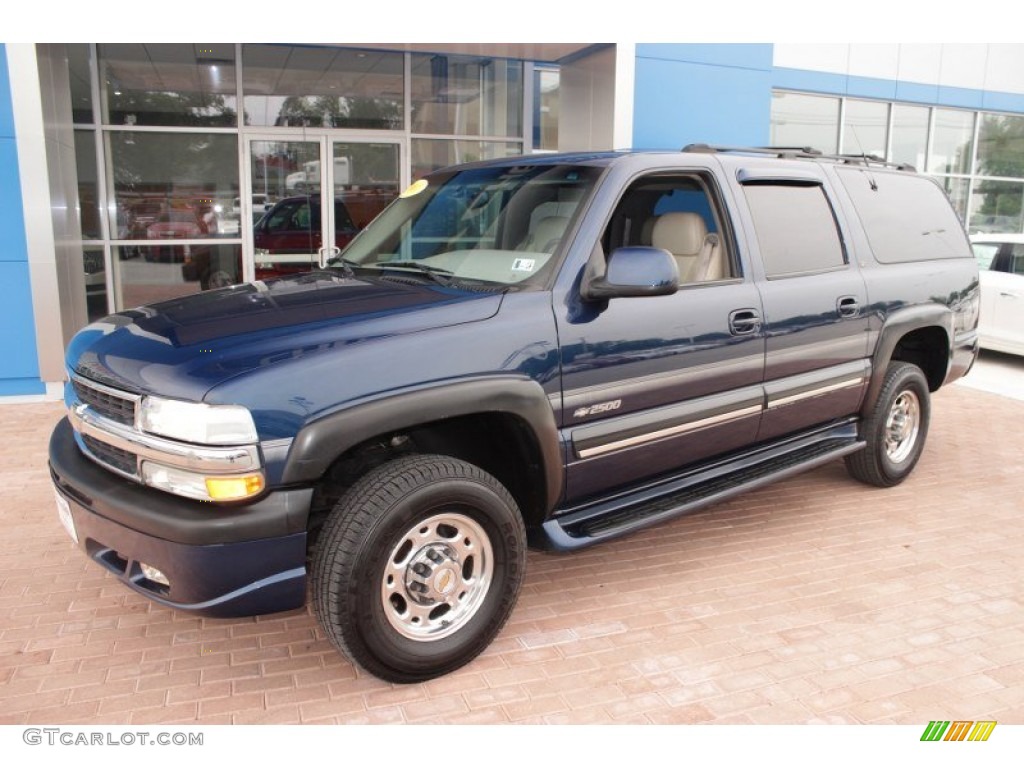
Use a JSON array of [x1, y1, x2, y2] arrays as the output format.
[[729, 308, 762, 336], [837, 295, 860, 317]]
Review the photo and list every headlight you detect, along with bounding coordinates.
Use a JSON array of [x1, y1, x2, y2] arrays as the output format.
[[137, 396, 258, 445], [141, 461, 265, 502]]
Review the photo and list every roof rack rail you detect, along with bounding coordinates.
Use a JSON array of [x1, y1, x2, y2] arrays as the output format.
[[833, 153, 917, 172], [684, 143, 819, 157], [681, 143, 916, 172]]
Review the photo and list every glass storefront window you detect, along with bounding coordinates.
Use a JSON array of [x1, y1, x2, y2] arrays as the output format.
[[243, 45, 404, 130], [842, 99, 888, 158], [411, 54, 523, 137], [890, 104, 929, 170], [412, 139, 524, 178], [333, 142, 401, 228], [977, 113, 1024, 180], [770, 92, 839, 154], [934, 176, 970, 223], [107, 132, 239, 242], [75, 130, 101, 240], [969, 179, 1024, 234], [99, 44, 238, 127], [114, 243, 243, 310], [533, 67, 560, 151], [929, 108, 975, 175], [68, 44, 94, 124], [83, 246, 108, 321]]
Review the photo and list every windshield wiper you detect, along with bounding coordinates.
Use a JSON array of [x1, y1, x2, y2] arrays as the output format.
[[324, 256, 361, 276], [362, 260, 455, 284]]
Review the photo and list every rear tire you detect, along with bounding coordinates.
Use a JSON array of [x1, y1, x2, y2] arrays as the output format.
[[845, 361, 931, 487], [311, 454, 526, 683]]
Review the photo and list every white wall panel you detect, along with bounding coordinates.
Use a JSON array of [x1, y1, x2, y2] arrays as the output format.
[[775, 43, 1024, 97], [895, 45, 942, 84], [613, 43, 634, 150], [984, 45, 1024, 94], [937, 44, 989, 91], [773, 44, 849, 73], [848, 45, 899, 81]]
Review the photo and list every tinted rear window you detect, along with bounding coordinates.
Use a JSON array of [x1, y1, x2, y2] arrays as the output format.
[[743, 183, 846, 278], [837, 168, 970, 263]]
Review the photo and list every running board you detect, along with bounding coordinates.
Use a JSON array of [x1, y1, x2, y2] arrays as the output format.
[[534, 422, 864, 551]]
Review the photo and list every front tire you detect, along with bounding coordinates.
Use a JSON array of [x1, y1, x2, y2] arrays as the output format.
[[845, 361, 931, 487], [311, 454, 527, 683]]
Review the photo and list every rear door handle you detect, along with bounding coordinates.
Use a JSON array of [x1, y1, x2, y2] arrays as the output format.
[[729, 308, 761, 336], [837, 296, 860, 317]]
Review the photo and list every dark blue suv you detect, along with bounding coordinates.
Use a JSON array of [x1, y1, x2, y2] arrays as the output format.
[[50, 146, 980, 682]]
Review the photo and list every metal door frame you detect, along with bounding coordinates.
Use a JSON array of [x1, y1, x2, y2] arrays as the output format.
[[240, 130, 408, 282]]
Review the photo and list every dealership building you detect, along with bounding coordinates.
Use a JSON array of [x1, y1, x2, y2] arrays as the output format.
[[2, 42, 1023, 398]]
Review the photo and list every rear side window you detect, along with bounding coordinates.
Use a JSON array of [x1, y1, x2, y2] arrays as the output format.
[[989, 242, 1024, 275], [1011, 245, 1024, 275], [837, 168, 970, 263], [742, 183, 846, 278]]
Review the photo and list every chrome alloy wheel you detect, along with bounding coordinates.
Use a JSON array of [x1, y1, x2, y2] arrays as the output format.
[[884, 389, 921, 464], [381, 512, 494, 641]]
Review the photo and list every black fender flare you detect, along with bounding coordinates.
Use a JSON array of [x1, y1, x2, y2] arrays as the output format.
[[862, 304, 953, 415], [281, 376, 564, 513]]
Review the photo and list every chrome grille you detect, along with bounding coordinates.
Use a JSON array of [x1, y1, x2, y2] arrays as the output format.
[[72, 377, 138, 426], [81, 434, 138, 477]]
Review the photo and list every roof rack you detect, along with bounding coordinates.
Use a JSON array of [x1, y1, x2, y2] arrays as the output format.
[[681, 143, 916, 172]]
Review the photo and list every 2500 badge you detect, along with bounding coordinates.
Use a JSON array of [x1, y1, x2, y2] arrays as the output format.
[[573, 399, 622, 419]]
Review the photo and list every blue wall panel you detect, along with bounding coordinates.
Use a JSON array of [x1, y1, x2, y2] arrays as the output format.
[[0, 51, 14, 138], [845, 76, 898, 101], [773, 64, 1024, 115], [936, 84, 985, 110], [0, 141, 28, 260], [0, 262, 45, 395], [636, 44, 772, 71], [0, 44, 44, 396], [983, 90, 1024, 113], [894, 80, 941, 106], [771, 67, 848, 97], [633, 45, 773, 150]]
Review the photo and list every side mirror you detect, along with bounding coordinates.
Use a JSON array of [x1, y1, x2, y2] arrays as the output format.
[[581, 246, 679, 301]]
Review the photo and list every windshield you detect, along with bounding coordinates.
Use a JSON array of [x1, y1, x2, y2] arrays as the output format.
[[333, 164, 602, 287]]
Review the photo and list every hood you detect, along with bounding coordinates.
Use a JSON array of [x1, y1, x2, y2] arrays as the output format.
[[67, 271, 504, 402]]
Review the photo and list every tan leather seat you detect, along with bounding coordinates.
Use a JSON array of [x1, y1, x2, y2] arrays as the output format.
[[519, 216, 569, 252], [640, 215, 659, 245], [650, 212, 724, 282]]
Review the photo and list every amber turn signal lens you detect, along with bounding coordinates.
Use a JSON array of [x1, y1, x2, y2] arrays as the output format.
[[205, 474, 265, 501]]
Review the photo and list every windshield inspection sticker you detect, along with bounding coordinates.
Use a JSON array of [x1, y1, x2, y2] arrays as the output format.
[[511, 258, 536, 272], [399, 179, 429, 199]]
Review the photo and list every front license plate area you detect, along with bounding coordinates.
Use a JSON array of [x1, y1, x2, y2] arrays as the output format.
[[55, 490, 79, 544]]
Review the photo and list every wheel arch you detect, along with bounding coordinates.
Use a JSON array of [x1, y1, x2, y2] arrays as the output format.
[[282, 377, 564, 525], [863, 305, 952, 416]]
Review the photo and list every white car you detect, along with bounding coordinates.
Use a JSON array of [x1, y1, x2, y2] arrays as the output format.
[[970, 233, 1024, 356]]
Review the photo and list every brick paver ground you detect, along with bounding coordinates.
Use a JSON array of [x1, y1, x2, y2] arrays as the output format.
[[1, 385, 1022, 725]]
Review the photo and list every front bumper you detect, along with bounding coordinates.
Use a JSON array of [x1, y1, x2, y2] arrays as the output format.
[[49, 418, 312, 617]]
